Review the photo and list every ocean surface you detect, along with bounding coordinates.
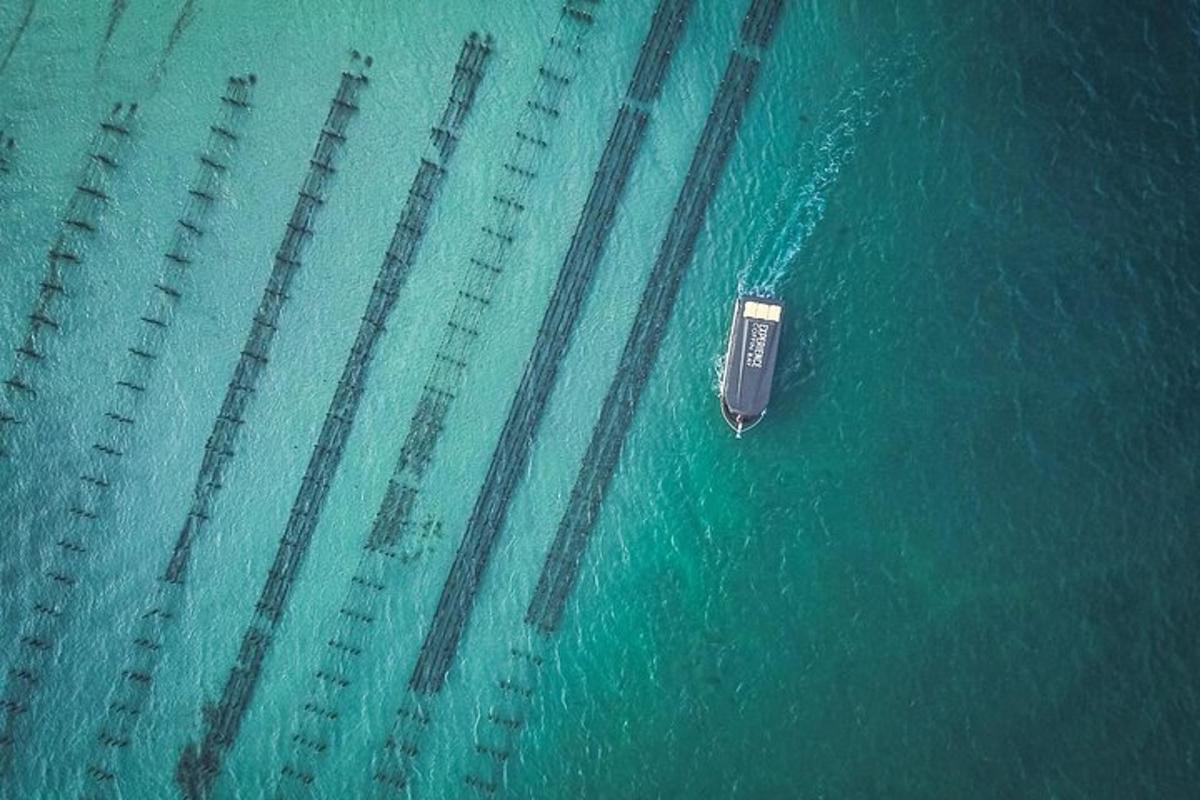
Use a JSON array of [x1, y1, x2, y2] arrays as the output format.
[[1, 0, 1198, 797]]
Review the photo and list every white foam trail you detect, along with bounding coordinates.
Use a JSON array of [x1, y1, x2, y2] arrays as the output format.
[[711, 348, 726, 398], [1190, 0, 1200, 55], [739, 44, 922, 297]]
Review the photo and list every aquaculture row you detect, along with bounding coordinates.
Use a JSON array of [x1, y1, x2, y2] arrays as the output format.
[[471, 0, 782, 791], [148, 62, 370, 800], [461, 638, 548, 797], [408, 102, 649, 696], [277, 6, 606, 796], [80, 76, 253, 530], [176, 5, 606, 797], [0, 78, 254, 780], [371, 0, 697, 789], [363, 0, 600, 556], [154, 0, 200, 79], [740, 0, 785, 50], [70, 76, 257, 799], [171, 34, 490, 800], [0, 103, 136, 460], [408, 0, 696, 701], [0, 55, 363, 798], [528, 52, 773, 638], [164, 64, 366, 592], [626, 0, 693, 105], [0, 0, 34, 77], [0, 130, 13, 176]]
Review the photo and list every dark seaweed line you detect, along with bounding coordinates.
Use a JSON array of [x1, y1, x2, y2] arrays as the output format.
[[2, 59, 363, 799], [527, 0, 782, 635], [36, 76, 256, 800], [740, 0, 785, 50], [68, 63, 366, 800], [155, 0, 198, 76], [77, 76, 254, 536], [0, 129, 14, 176], [162, 67, 366, 592], [405, 0, 695, 702], [164, 37, 490, 800], [460, 635, 547, 797], [405, 102, 650, 694], [0, 102, 137, 459], [361, 1, 599, 558], [528, 52, 763, 635], [0, 0, 35, 76], [197, 8, 601, 798], [372, 4, 695, 792], [469, 4, 781, 792], [272, 12, 603, 798], [0, 78, 255, 783], [528, 0, 786, 633], [96, 0, 128, 67], [626, 0, 692, 105]]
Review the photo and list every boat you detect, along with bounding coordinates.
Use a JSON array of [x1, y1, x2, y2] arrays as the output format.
[[719, 295, 783, 436]]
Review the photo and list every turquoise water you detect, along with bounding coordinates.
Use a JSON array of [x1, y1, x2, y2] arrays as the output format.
[[2, 0, 1199, 797]]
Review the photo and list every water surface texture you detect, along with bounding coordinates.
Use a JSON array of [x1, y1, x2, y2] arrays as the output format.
[[2, 1, 1199, 798]]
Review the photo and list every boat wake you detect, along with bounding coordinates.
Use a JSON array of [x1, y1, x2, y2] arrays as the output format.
[[738, 41, 922, 298], [1189, 0, 1200, 54]]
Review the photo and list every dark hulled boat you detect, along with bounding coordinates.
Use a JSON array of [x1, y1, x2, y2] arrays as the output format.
[[719, 295, 783, 436]]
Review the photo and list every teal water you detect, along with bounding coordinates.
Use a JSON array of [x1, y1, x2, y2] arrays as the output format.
[[2, 0, 1198, 798]]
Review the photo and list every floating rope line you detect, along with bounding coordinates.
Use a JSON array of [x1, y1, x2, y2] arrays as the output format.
[[161, 35, 492, 800], [0, 76, 256, 783], [230, 4, 607, 796], [54, 58, 368, 800], [358, 0, 601, 562], [162, 58, 367, 599], [0, 73, 257, 799], [468, 2, 785, 794], [155, 0, 198, 77], [409, 0, 691, 697], [528, 0, 783, 636], [0, 0, 35, 77], [96, 0, 129, 69], [370, 0, 695, 793], [458, 631, 548, 798], [0, 129, 13, 178], [0, 101, 137, 461]]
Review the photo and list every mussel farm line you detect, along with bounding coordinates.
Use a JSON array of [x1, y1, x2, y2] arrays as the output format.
[[409, 0, 693, 697], [463, 0, 784, 793], [362, 0, 600, 560], [527, 0, 782, 639], [370, 0, 695, 794], [155, 0, 199, 78], [461, 2, 784, 794], [0, 75, 256, 783], [161, 61, 366, 598], [97, 0, 129, 68], [0, 129, 14, 177], [91, 61, 365, 800], [0, 103, 137, 461], [58, 75, 255, 798], [0, 59, 365, 797], [0, 0, 35, 77], [460, 634, 548, 797], [167, 35, 492, 799], [262, 1, 603, 794], [274, 33, 504, 794]]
